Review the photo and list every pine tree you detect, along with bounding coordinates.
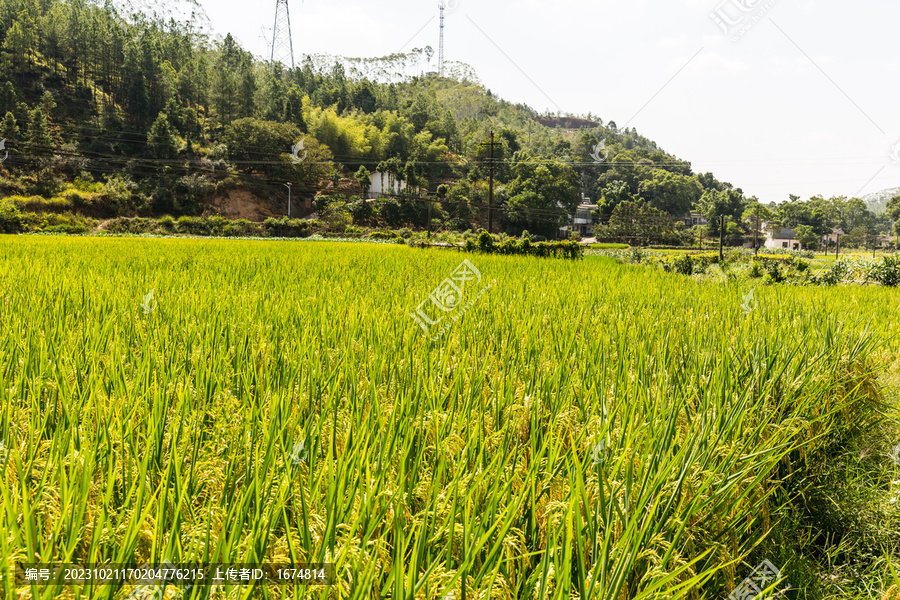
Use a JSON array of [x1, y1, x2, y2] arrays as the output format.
[[147, 112, 179, 159], [1, 112, 19, 142], [27, 107, 52, 151]]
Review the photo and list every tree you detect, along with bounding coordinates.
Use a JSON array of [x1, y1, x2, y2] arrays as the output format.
[[504, 160, 580, 237], [597, 180, 639, 218], [354, 166, 372, 197], [1, 112, 19, 142], [605, 201, 677, 246], [147, 112, 178, 159], [699, 188, 745, 237], [27, 107, 52, 150], [637, 169, 702, 216], [794, 224, 820, 250]]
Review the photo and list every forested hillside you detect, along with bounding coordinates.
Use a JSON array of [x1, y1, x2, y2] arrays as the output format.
[[0, 0, 895, 244]]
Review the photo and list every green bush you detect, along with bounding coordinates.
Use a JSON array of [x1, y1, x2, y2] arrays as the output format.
[[478, 231, 495, 253], [19, 212, 97, 234], [367, 230, 402, 241], [867, 255, 900, 287], [104, 217, 159, 234], [0, 200, 23, 233], [263, 217, 317, 238], [672, 254, 693, 276]]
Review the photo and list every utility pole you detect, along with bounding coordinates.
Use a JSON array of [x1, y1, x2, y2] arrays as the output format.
[[480, 131, 501, 234], [754, 204, 760, 255], [836, 231, 840, 259], [284, 183, 292, 218], [427, 198, 432, 237], [718, 215, 725, 262]]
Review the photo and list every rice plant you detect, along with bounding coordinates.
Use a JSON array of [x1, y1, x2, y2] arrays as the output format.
[[0, 236, 897, 599]]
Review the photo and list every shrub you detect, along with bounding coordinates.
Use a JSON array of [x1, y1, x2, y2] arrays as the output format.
[[263, 217, 316, 238], [158, 215, 175, 232], [478, 231, 495, 253], [0, 200, 23, 233], [672, 254, 693, 276], [627, 247, 646, 264], [867, 255, 900, 287], [367, 230, 403, 241], [104, 217, 159, 235]]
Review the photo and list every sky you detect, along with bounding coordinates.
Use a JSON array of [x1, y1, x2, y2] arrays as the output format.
[[191, 0, 899, 205]]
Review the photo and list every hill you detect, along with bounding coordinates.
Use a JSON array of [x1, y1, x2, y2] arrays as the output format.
[[0, 0, 894, 245], [862, 187, 900, 214], [0, 0, 744, 236]]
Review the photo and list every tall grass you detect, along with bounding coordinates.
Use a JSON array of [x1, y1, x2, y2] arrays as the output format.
[[0, 237, 896, 599]]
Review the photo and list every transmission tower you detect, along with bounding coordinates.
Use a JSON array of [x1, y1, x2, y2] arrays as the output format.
[[438, 2, 445, 76], [271, 0, 295, 69]]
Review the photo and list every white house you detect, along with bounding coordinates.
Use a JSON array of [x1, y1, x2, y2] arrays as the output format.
[[559, 200, 598, 238], [763, 226, 802, 250], [368, 172, 407, 199]]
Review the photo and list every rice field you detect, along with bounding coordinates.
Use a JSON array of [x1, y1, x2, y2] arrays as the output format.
[[1, 236, 899, 599]]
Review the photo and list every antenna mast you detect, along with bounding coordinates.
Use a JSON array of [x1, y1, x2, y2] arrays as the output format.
[[438, 2, 445, 76], [271, 0, 295, 69]]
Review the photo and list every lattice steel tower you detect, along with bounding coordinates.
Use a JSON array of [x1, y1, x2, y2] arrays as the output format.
[[438, 2, 445, 76], [270, 0, 295, 69]]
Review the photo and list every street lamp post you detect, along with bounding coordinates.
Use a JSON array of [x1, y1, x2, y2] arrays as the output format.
[[284, 183, 292, 219]]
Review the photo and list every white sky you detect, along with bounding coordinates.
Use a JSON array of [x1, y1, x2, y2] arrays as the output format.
[[197, 0, 900, 204]]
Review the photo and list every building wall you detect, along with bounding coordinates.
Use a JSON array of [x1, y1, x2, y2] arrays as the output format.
[[369, 172, 407, 199]]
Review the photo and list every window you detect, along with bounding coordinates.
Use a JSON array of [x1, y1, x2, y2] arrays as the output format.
[[782, 242, 788, 248]]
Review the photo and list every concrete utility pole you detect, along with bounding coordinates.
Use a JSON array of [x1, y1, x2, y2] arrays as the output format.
[[488, 131, 495, 234], [754, 204, 760, 255], [284, 183, 292, 218], [719, 215, 725, 262], [479, 131, 501, 234]]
